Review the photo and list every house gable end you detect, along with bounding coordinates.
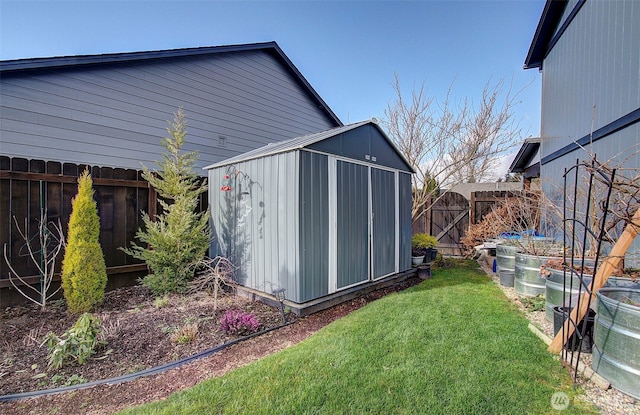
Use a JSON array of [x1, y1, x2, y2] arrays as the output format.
[[1, 43, 341, 172], [0, 42, 342, 127]]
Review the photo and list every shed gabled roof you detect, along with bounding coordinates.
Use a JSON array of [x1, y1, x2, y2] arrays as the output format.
[[524, 0, 570, 69], [204, 120, 415, 173], [0, 41, 342, 126]]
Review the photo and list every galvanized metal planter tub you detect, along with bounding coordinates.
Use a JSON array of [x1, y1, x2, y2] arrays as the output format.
[[496, 244, 518, 288], [592, 288, 640, 400], [496, 243, 518, 271], [514, 252, 560, 297], [545, 267, 639, 321], [544, 258, 596, 322]]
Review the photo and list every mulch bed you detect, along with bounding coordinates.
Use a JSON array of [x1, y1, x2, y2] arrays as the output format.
[[1, 285, 284, 397], [1, 276, 422, 415]]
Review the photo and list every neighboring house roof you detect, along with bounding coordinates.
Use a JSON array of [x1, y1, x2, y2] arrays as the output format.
[[204, 119, 415, 173], [0, 41, 342, 127], [508, 137, 541, 177], [524, 0, 571, 69]]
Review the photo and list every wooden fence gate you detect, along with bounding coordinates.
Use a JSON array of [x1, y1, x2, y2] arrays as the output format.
[[413, 190, 522, 255]]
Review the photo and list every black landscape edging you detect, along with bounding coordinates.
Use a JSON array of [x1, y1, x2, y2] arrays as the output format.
[[0, 321, 293, 402]]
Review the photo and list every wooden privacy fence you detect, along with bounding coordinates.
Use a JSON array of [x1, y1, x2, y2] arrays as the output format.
[[413, 190, 523, 255], [0, 156, 154, 297]]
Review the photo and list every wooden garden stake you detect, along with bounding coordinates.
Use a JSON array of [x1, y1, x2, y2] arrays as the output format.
[[548, 207, 640, 354]]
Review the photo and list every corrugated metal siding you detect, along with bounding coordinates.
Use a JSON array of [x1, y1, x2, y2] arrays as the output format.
[[208, 152, 300, 301], [541, 0, 639, 159], [398, 172, 412, 271], [371, 168, 396, 278], [336, 160, 369, 288], [299, 151, 329, 302], [1, 50, 337, 171]]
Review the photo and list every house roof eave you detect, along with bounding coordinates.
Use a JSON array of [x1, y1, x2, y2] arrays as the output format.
[[524, 0, 568, 70], [509, 137, 541, 173]]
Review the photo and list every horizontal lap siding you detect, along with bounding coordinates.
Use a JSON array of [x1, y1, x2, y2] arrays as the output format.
[[1, 50, 336, 172]]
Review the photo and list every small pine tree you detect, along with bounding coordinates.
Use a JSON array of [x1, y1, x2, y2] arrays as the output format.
[[61, 170, 108, 313], [122, 108, 211, 295]]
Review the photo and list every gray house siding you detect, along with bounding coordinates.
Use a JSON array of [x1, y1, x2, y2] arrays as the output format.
[[540, 0, 639, 166], [1, 45, 340, 172], [524, 0, 640, 265]]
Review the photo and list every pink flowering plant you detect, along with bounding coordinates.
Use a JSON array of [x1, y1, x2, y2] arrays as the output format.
[[220, 309, 261, 336]]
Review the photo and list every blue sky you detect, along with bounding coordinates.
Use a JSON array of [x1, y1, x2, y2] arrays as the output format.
[[1, 0, 545, 142]]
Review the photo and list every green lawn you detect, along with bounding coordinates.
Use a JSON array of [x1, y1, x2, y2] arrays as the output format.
[[119, 259, 597, 415]]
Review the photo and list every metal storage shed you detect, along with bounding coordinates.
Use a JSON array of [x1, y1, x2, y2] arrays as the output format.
[[205, 120, 415, 314]]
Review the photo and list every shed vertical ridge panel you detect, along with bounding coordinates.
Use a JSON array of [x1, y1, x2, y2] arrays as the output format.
[[299, 151, 329, 302]]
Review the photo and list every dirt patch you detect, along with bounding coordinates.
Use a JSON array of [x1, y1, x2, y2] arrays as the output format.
[[1, 276, 421, 414]]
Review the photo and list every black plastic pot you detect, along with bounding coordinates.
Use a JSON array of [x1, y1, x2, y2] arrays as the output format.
[[417, 264, 431, 279], [552, 306, 596, 352]]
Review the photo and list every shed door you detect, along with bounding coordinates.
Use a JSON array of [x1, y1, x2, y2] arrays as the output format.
[[371, 168, 396, 279], [336, 161, 370, 289]]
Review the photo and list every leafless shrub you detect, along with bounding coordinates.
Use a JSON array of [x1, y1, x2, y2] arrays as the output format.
[[461, 196, 521, 254], [3, 213, 65, 310], [188, 256, 237, 310], [462, 189, 564, 256]]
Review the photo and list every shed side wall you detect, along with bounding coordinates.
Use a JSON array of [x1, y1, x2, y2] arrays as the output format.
[[208, 152, 300, 301]]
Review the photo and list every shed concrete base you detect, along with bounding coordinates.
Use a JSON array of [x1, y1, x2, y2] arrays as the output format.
[[234, 268, 418, 317]]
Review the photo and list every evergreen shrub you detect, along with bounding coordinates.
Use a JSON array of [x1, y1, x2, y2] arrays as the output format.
[[61, 170, 107, 313]]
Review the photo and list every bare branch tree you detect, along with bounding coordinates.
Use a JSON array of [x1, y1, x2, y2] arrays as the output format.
[[3, 213, 65, 309], [188, 256, 237, 310], [446, 79, 522, 184], [383, 74, 524, 225]]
